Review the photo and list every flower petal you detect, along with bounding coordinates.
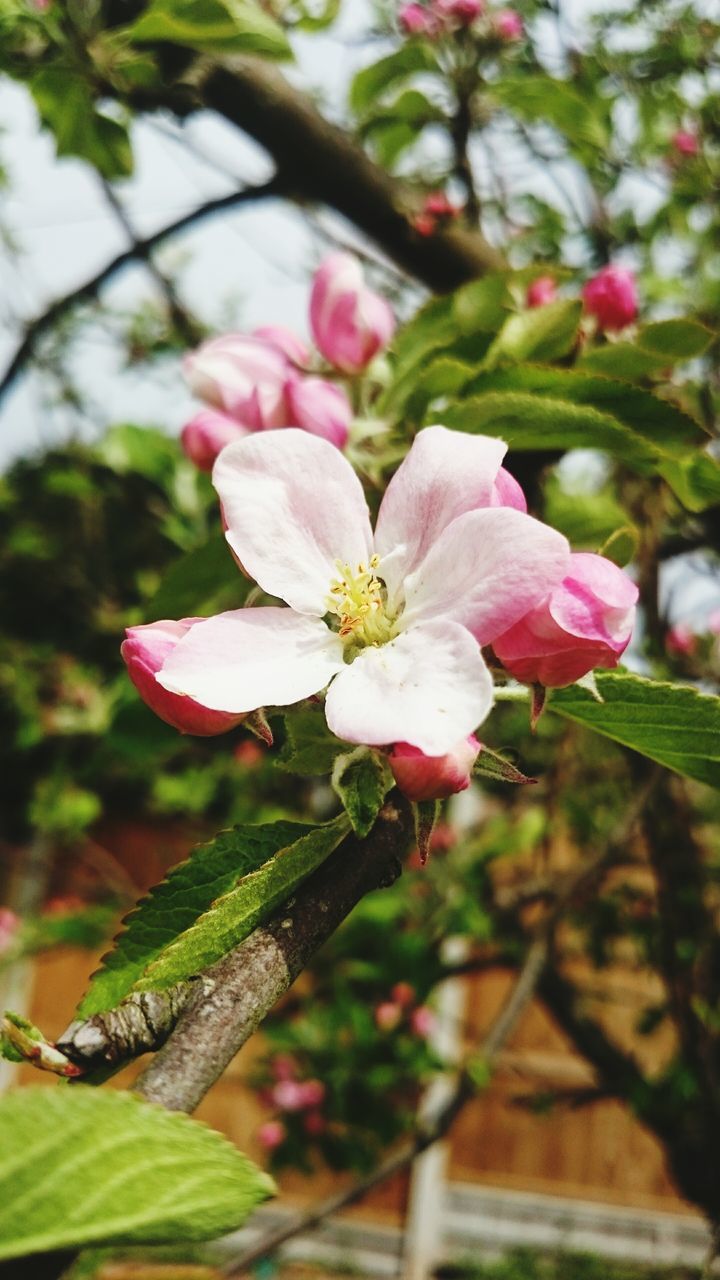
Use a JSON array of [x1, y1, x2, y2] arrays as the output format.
[[156, 607, 345, 713], [374, 426, 508, 606], [402, 507, 570, 644], [213, 430, 374, 615], [324, 620, 493, 756]]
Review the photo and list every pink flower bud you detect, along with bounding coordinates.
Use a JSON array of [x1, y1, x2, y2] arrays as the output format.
[[309, 253, 396, 374], [233, 740, 265, 769], [671, 129, 700, 158], [410, 1006, 436, 1038], [666, 623, 696, 657], [494, 7, 523, 38], [258, 1120, 286, 1151], [399, 2, 438, 35], [391, 981, 416, 1008], [122, 619, 246, 736], [0, 908, 20, 956], [285, 375, 352, 449], [389, 735, 481, 802], [252, 326, 311, 367], [582, 265, 638, 332], [298, 1079, 326, 1109], [375, 1001, 403, 1032], [526, 276, 557, 308], [435, 0, 483, 25], [423, 191, 460, 218], [271, 1079, 309, 1112], [493, 552, 638, 688], [303, 1110, 326, 1136], [181, 409, 249, 472], [183, 333, 291, 429], [491, 466, 527, 512]]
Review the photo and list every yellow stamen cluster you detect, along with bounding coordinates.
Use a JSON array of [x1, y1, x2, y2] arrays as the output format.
[[327, 555, 396, 649]]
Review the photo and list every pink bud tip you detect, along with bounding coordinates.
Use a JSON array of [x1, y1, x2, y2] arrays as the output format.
[[666, 623, 697, 657], [671, 129, 700, 158], [258, 1120, 286, 1151], [375, 1001, 403, 1032], [389, 734, 481, 802], [181, 409, 249, 472], [495, 8, 524, 38], [434, 0, 483, 25], [391, 981, 416, 1008], [285, 375, 352, 449], [398, 2, 439, 35], [410, 1006, 436, 1038], [298, 1079, 326, 1108], [309, 253, 396, 374], [526, 276, 557, 308], [122, 619, 247, 736], [582, 264, 638, 332], [0, 907, 20, 955], [493, 552, 639, 688]]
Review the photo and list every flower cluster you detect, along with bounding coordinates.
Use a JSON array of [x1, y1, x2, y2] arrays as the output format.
[[124, 416, 637, 804], [375, 982, 436, 1038], [257, 1055, 327, 1151], [414, 190, 462, 237], [666, 612, 720, 662], [398, 0, 523, 39], [180, 254, 395, 469], [526, 265, 639, 334]]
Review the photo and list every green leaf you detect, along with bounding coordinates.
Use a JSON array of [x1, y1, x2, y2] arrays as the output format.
[[134, 814, 351, 991], [637, 319, 715, 360], [474, 747, 536, 785], [332, 748, 393, 838], [493, 75, 609, 152], [30, 70, 132, 179], [362, 90, 444, 166], [78, 819, 345, 1017], [276, 703, 346, 776], [0, 1088, 274, 1261], [578, 342, 667, 381], [452, 274, 514, 335], [148, 534, 249, 617], [350, 43, 438, 116], [549, 671, 720, 790], [128, 0, 291, 57], [484, 299, 582, 365]]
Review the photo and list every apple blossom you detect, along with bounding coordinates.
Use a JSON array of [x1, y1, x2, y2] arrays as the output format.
[[388, 734, 481, 801], [183, 333, 291, 430], [666, 622, 696, 657], [493, 552, 638, 688], [271, 1079, 309, 1112], [495, 8, 523, 38], [285, 376, 352, 449], [375, 1001, 403, 1031], [526, 276, 558, 308], [122, 619, 247, 736], [149, 427, 569, 756], [258, 1120, 286, 1151], [671, 129, 700, 158], [410, 1006, 436, 1038], [582, 265, 638, 332], [492, 467, 526, 512], [310, 253, 396, 374], [252, 325, 310, 366], [180, 409, 249, 472], [298, 1079, 326, 1108], [399, 2, 438, 35]]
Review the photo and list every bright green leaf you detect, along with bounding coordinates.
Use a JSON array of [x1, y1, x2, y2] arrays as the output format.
[[332, 748, 393, 837], [276, 704, 347, 776], [134, 814, 351, 991], [129, 0, 291, 57], [78, 819, 344, 1016], [30, 70, 132, 179], [493, 75, 609, 152], [484, 299, 582, 365], [350, 43, 439, 116], [550, 671, 720, 789], [638, 319, 715, 360], [0, 1088, 274, 1261], [148, 534, 249, 617]]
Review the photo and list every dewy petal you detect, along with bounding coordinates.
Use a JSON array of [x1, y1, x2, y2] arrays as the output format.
[[156, 607, 345, 713], [325, 620, 493, 756], [213, 430, 374, 615], [374, 426, 508, 607], [402, 507, 570, 645]]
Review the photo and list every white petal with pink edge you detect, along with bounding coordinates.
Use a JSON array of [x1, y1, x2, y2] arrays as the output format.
[[374, 426, 507, 607], [401, 506, 570, 645], [156, 608, 345, 713], [324, 619, 493, 756], [213, 430, 374, 616]]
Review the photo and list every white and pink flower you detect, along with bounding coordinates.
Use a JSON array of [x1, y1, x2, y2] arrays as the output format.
[[146, 426, 569, 754]]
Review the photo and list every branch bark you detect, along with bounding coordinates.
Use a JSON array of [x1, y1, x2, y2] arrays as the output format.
[[134, 800, 411, 1113]]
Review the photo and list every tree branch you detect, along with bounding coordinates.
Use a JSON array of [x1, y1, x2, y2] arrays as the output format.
[[134, 800, 411, 1113], [0, 179, 280, 407], [126, 54, 505, 292]]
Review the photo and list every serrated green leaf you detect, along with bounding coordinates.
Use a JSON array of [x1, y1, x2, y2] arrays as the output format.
[[0, 1089, 274, 1261], [350, 43, 439, 116], [277, 704, 346, 776], [30, 70, 133, 179], [332, 748, 392, 837], [549, 671, 720, 789], [452, 274, 514, 335], [128, 0, 291, 57], [78, 819, 338, 1017], [134, 814, 350, 990], [484, 299, 582, 365], [637, 319, 715, 360], [578, 342, 666, 381], [493, 75, 609, 152]]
